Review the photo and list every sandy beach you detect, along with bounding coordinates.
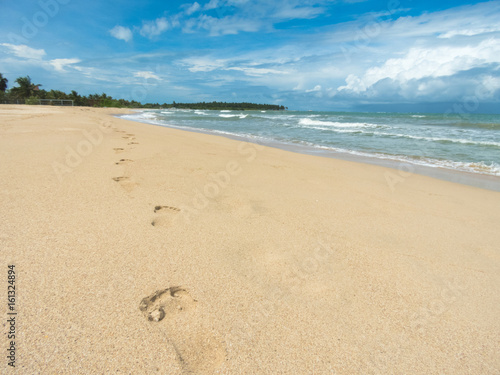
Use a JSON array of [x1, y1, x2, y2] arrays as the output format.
[[1, 105, 499, 374]]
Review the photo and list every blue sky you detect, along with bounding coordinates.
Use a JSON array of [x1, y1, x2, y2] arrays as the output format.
[[1, 0, 500, 112]]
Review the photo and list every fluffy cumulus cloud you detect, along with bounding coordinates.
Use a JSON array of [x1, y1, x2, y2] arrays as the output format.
[[139, 17, 170, 38], [0, 43, 46, 60], [335, 38, 500, 101], [109, 25, 133, 42]]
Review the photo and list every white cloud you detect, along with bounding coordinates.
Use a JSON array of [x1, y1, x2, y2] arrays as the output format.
[[481, 76, 500, 96], [306, 85, 322, 92], [73, 66, 94, 77], [337, 39, 500, 94], [435, 2, 500, 39], [50, 58, 81, 72], [0, 44, 84, 76], [227, 66, 288, 76], [140, 17, 169, 38], [439, 26, 500, 39], [179, 0, 329, 36], [193, 15, 262, 36], [203, 0, 219, 10], [109, 26, 133, 42], [185, 2, 201, 15], [181, 55, 291, 77], [134, 71, 162, 80], [0, 43, 46, 60], [272, 4, 326, 20], [180, 57, 228, 72]]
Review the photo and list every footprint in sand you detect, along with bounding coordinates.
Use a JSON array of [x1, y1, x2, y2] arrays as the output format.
[[115, 159, 134, 165], [139, 287, 225, 373], [154, 205, 181, 213], [113, 147, 125, 153], [112, 176, 137, 192], [112, 176, 129, 182], [128, 141, 139, 145], [151, 205, 181, 227]]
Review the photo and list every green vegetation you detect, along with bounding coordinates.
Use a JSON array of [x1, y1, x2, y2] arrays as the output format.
[[0, 73, 7, 93], [0, 74, 287, 110], [10, 76, 42, 99]]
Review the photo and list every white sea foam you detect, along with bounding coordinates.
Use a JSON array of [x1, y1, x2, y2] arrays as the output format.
[[369, 131, 500, 148], [298, 118, 379, 128], [303, 126, 365, 133], [120, 113, 164, 126], [306, 126, 500, 148], [219, 114, 247, 119], [304, 143, 500, 176], [257, 114, 296, 120], [220, 110, 232, 113]]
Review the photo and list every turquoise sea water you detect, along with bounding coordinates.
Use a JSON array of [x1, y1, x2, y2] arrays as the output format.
[[121, 109, 500, 187]]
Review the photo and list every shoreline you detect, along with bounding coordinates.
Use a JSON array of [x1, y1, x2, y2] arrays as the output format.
[[118, 112, 500, 192], [2, 105, 499, 374]]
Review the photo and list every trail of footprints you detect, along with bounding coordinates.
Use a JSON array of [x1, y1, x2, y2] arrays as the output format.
[[109, 123, 225, 370], [109, 124, 181, 225], [111, 126, 139, 192], [139, 287, 225, 373]]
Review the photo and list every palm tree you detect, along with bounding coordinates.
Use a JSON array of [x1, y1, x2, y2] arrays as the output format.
[[0, 73, 7, 92], [11, 76, 42, 99]]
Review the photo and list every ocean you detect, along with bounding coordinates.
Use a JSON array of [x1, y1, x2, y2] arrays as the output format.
[[120, 109, 500, 191]]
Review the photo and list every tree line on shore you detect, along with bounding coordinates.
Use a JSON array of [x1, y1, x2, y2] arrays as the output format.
[[0, 74, 287, 111]]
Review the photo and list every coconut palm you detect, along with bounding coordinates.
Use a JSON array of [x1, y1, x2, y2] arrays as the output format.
[[0, 73, 7, 92], [11, 75, 42, 99]]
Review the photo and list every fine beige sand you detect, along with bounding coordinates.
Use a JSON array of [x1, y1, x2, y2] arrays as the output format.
[[1, 105, 499, 374]]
